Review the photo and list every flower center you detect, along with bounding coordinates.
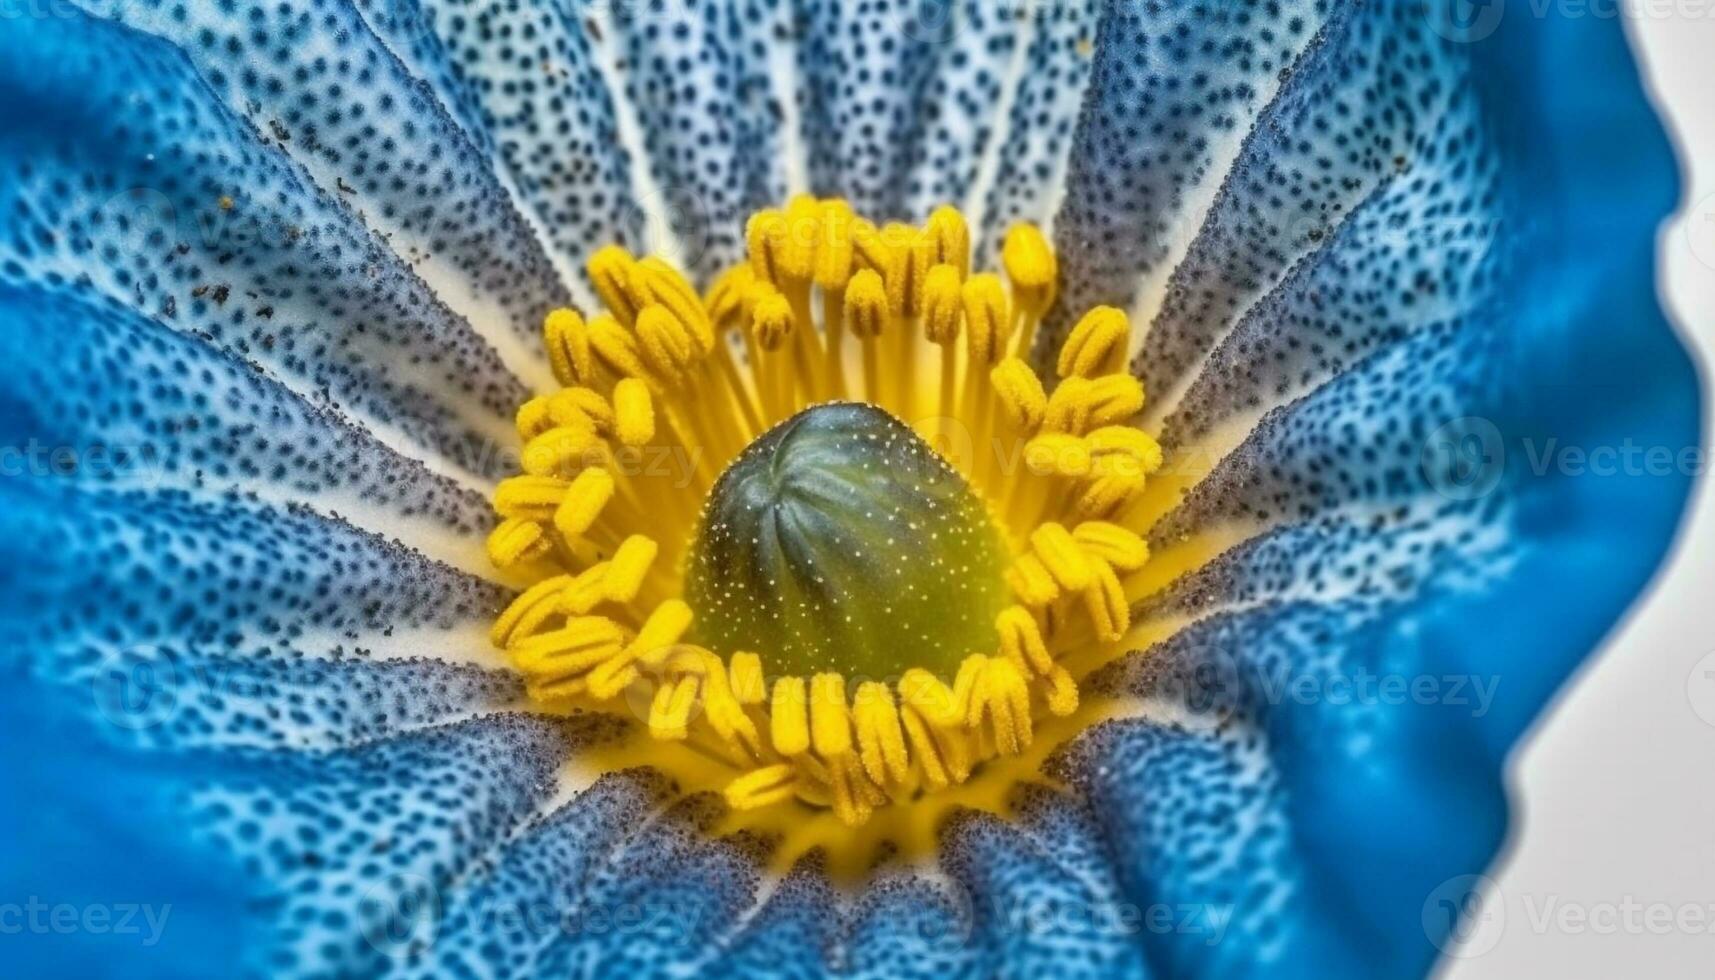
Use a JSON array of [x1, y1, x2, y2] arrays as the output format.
[[687, 402, 1010, 681], [484, 198, 1166, 836]]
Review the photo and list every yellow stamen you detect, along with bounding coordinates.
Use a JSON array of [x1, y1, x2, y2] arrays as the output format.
[[779, 194, 821, 283], [747, 209, 789, 285], [991, 357, 1048, 431], [770, 676, 811, 757], [543, 308, 592, 386], [814, 199, 857, 291], [553, 468, 614, 539], [588, 245, 645, 327], [588, 314, 649, 381], [489, 199, 1169, 834], [1003, 223, 1058, 358], [961, 273, 1010, 368], [926, 205, 971, 278], [1059, 306, 1131, 378], [750, 285, 795, 352], [611, 378, 655, 446], [487, 517, 549, 567]]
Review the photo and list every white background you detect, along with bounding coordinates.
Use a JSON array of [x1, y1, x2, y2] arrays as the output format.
[[1445, 8, 1715, 977]]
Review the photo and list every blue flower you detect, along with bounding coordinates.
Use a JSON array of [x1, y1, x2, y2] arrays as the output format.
[[0, 1, 1699, 977]]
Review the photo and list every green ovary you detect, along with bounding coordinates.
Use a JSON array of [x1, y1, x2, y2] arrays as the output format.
[[685, 402, 1011, 681]]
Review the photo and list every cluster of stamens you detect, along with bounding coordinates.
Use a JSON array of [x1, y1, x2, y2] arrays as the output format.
[[487, 197, 1164, 827]]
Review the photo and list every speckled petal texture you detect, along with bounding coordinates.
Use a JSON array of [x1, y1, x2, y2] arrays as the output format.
[[0, 2, 1698, 978]]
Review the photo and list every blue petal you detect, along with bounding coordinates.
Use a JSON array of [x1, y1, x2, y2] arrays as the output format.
[[1046, 0, 1332, 351], [0, 11, 536, 479], [794, 0, 945, 218], [0, 282, 493, 549], [427, 770, 678, 976], [77, 0, 572, 351], [0, 2, 1699, 978], [1039, 4, 1700, 978], [356, 0, 647, 295], [972, 0, 1102, 265], [606, 0, 795, 282], [942, 790, 1150, 978]]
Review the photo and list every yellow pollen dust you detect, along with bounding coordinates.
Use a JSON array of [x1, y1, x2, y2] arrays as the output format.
[[487, 197, 1165, 842]]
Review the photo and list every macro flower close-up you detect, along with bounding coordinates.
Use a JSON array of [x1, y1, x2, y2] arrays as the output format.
[[1, 0, 1707, 977]]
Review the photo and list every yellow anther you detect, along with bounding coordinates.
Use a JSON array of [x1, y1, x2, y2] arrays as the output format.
[[487, 517, 549, 567], [584, 600, 688, 699], [1086, 426, 1165, 478], [961, 273, 1010, 367], [701, 654, 762, 756], [1044, 375, 1146, 434], [588, 314, 650, 381], [706, 264, 756, 328], [494, 475, 567, 521], [950, 654, 986, 721], [543, 308, 593, 386], [636, 304, 699, 380], [490, 574, 575, 648], [879, 221, 919, 314], [850, 217, 905, 290], [728, 652, 767, 706], [844, 268, 889, 339], [749, 284, 796, 351], [1073, 522, 1150, 571], [996, 606, 1053, 675], [648, 671, 702, 741], [809, 673, 853, 758], [778, 194, 821, 282], [588, 245, 646, 325], [516, 397, 554, 440], [825, 754, 876, 827], [926, 205, 971, 278], [770, 676, 811, 756], [852, 682, 911, 787], [1058, 306, 1130, 378], [608, 378, 655, 447], [900, 669, 975, 785], [921, 263, 964, 346], [1002, 223, 1058, 313], [510, 617, 628, 677], [1077, 474, 1146, 519], [553, 467, 615, 539], [1006, 553, 1062, 607], [521, 424, 601, 476], [559, 562, 616, 615], [582, 656, 636, 702], [1024, 432, 1093, 478], [814, 199, 857, 290], [967, 656, 1033, 756], [509, 616, 627, 667], [1044, 665, 1080, 717], [635, 259, 716, 355], [991, 358, 1048, 431], [627, 599, 694, 667], [905, 224, 936, 316], [849, 218, 883, 269], [1030, 523, 1094, 592], [899, 706, 950, 789], [549, 387, 615, 433], [725, 763, 800, 811], [747, 209, 789, 285], [602, 535, 659, 603], [898, 668, 961, 728], [1083, 559, 1130, 642]]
